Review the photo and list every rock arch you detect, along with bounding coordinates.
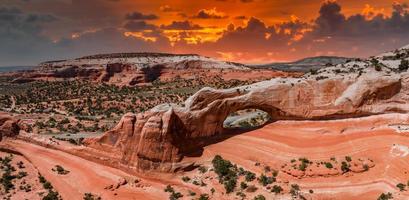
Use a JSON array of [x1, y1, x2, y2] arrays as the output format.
[[85, 72, 408, 172]]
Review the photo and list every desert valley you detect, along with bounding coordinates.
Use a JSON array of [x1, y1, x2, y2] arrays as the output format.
[[0, 44, 408, 200]]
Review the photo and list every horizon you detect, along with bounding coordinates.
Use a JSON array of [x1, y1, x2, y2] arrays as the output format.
[[1, 0, 409, 66], [0, 51, 364, 68]]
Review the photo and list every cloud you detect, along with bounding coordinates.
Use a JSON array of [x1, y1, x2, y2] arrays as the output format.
[[125, 11, 158, 20], [314, 1, 345, 34], [0, 6, 60, 65], [160, 20, 203, 30], [159, 5, 180, 12], [192, 8, 228, 19], [3, 1, 409, 66], [234, 15, 247, 19], [392, 2, 409, 14], [123, 20, 157, 31]]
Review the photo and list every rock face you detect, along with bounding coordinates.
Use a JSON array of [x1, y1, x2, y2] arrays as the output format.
[[0, 113, 20, 141]]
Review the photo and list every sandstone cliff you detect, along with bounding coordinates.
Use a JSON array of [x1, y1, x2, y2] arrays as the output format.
[[85, 48, 409, 172]]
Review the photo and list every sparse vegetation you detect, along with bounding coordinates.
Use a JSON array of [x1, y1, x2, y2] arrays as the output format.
[[377, 192, 393, 200], [253, 194, 266, 200], [181, 176, 190, 182], [397, 183, 406, 191], [83, 193, 102, 200], [38, 173, 62, 200], [399, 59, 409, 71], [271, 185, 283, 194], [52, 165, 70, 175], [164, 185, 183, 200]]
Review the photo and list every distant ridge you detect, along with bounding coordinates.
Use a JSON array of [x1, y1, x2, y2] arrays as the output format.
[[0, 66, 36, 73], [78, 52, 201, 60], [250, 56, 354, 72]]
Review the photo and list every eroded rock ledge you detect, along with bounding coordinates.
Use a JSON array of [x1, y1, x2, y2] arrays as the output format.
[[83, 63, 409, 173]]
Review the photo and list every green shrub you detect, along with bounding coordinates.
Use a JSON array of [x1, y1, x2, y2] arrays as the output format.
[[240, 181, 248, 189], [254, 194, 266, 200], [258, 174, 275, 186], [224, 178, 237, 193], [377, 192, 393, 200], [399, 59, 409, 71], [181, 176, 190, 182], [83, 193, 101, 200], [324, 162, 333, 169], [397, 183, 406, 191], [245, 171, 256, 182], [271, 185, 283, 194], [341, 161, 350, 173], [198, 194, 209, 200]]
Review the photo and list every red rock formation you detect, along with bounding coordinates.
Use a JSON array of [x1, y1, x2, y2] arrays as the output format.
[[0, 113, 20, 141], [86, 70, 409, 172]]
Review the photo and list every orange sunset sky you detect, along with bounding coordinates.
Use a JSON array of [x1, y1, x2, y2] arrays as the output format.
[[1, 0, 409, 65]]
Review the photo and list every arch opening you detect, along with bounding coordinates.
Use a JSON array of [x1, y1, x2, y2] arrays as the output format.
[[223, 108, 272, 130]]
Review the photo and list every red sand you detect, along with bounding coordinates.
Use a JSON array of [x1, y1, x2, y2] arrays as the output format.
[[3, 140, 169, 200], [2, 114, 409, 199]]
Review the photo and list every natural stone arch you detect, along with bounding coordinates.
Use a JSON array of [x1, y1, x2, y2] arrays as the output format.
[[84, 73, 407, 172]]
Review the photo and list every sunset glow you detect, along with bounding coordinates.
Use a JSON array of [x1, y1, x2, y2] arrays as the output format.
[[1, 0, 409, 65]]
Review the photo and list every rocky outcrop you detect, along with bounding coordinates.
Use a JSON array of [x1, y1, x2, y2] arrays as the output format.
[[86, 62, 409, 172], [0, 113, 20, 141]]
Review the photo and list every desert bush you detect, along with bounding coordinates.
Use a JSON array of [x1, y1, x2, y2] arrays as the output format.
[[271, 185, 283, 194], [399, 59, 409, 71], [254, 194, 266, 200]]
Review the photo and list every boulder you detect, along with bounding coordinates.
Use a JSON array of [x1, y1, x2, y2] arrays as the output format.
[[0, 113, 20, 141]]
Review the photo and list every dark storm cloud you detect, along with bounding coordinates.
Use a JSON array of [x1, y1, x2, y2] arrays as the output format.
[[123, 20, 157, 31], [314, 1, 345, 34], [298, 1, 409, 58], [392, 2, 408, 13], [125, 11, 158, 20], [172, 1, 409, 62], [160, 21, 204, 30], [312, 1, 409, 37], [0, 6, 59, 65], [3, 0, 409, 66]]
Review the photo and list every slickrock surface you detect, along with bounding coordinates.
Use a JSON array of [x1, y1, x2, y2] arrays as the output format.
[[86, 47, 409, 172], [193, 114, 409, 200]]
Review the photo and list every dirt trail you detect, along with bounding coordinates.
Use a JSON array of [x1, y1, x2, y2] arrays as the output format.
[[7, 140, 167, 200]]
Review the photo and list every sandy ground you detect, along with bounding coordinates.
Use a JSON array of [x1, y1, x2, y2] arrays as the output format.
[[2, 113, 409, 199], [2, 140, 169, 200], [0, 151, 45, 200]]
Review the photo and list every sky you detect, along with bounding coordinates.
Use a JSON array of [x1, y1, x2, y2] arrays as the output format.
[[1, 0, 409, 66]]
